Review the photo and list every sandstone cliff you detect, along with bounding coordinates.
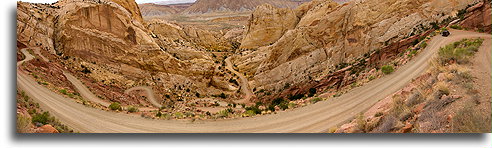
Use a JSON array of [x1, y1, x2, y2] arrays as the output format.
[[17, 0, 234, 104], [239, 4, 299, 49], [237, 0, 477, 97], [459, 0, 492, 33]]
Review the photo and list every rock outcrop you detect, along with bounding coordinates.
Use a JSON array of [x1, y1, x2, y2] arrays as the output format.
[[459, 0, 492, 33], [240, 4, 299, 49], [147, 19, 241, 52], [237, 0, 477, 97], [17, 0, 234, 104]]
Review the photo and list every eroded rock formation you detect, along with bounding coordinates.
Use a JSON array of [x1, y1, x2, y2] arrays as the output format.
[[237, 0, 477, 99]]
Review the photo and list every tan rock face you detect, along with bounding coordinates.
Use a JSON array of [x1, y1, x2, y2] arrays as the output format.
[[17, 2, 56, 54], [17, 0, 232, 102], [240, 4, 299, 49], [238, 0, 476, 92], [110, 0, 144, 23], [460, 0, 492, 33], [147, 19, 242, 52]]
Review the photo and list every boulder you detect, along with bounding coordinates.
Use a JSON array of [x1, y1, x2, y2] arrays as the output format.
[[36, 125, 59, 133]]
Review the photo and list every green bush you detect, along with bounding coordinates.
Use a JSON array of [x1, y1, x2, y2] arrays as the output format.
[[368, 75, 376, 81], [245, 106, 261, 114], [450, 25, 462, 30], [127, 106, 138, 113], [310, 98, 323, 104], [420, 42, 428, 48], [308, 88, 317, 97], [174, 112, 184, 118], [288, 94, 305, 101], [109, 102, 121, 111], [243, 110, 256, 117], [272, 97, 287, 106], [381, 65, 394, 75], [32, 111, 51, 125], [59, 89, 68, 95], [218, 109, 231, 118]]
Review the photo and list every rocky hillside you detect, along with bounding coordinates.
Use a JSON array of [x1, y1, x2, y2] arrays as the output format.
[[182, 0, 310, 14], [139, 3, 183, 16], [235, 0, 478, 101], [17, 0, 237, 105], [138, 3, 192, 16]]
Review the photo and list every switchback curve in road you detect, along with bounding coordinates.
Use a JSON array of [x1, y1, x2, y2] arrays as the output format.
[[125, 86, 162, 108], [224, 57, 254, 103]]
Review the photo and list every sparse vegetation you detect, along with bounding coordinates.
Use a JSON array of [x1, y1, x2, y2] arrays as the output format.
[[310, 98, 323, 104], [450, 25, 462, 30], [109, 102, 122, 111], [127, 106, 138, 113], [453, 103, 491, 133], [381, 65, 394, 75], [438, 38, 483, 64], [31, 111, 51, 125], [59, 89, 68, 95]]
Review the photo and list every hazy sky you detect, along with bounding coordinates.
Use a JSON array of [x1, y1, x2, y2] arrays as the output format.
[[18, 0, 190, 4]]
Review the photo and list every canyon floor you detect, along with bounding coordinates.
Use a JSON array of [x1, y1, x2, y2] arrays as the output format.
[[17, 29, 490, 133]]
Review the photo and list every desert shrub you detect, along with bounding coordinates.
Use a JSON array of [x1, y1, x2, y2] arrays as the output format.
[[374, 115, 396, 133], [368, 75, 376, 81], [245, 106, 261, 114], [450, 25, 462, 30], [406, 91, 424, 107], [109, 102, 122, 111], [453, 103, 491, 133], [174, 112, 184, 119], [310, 98, 323, 104], [283, 83, 291, 89], [375, 112, 384, 117], [127, 106, 138, 113], [435, 82, 450, 96], [288, 93, 305, 101], [218, 109, 231, 118], [356, 113, 367, 132], [217, 93, 227, 99], [59, 89, 68, 95], [272, 97, 286, 106], [308, 88, 317, 97], [381, 65, 394, 75], [32, 111, 51, 125], [17, 114, 31, 133], [279, 103, 289, 110], [438, 38, 483, 64], [243, 110, 256, 117], [420, 42, 428, 48]]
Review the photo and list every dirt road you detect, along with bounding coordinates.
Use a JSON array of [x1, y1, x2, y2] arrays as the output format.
[[16, 30, 491, 133], [64, 72, 111, 107], [125, 86, 162, 108], [224, 57, 254, 103]]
